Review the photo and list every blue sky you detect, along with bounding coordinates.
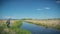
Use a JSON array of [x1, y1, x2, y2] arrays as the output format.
[[0, 0, 60, 19]]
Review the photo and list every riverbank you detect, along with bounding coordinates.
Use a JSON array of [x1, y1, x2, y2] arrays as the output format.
[[24, 19, 60, 30], [0, 20, 31, 34]]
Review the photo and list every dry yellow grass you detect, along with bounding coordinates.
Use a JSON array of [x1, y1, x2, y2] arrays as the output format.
[[24, 19, 60, 30], [25, 20, 60, 25]]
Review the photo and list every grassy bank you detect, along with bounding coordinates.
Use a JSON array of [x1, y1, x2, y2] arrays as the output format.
[[24, 19, 60, 30], [0, 20, 31, 34]]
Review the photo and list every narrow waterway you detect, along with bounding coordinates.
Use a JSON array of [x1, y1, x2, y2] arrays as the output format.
[[20, 22, 60, 34]]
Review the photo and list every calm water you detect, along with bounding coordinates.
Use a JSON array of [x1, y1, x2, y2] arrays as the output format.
[[20, 22, 60, 34]]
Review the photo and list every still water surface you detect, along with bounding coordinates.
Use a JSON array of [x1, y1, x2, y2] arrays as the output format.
[[20, 22, 60, 34]]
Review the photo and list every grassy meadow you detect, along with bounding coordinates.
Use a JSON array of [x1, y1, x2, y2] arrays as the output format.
[[0, 20, 31, 34], [0, 18, 60, 34]]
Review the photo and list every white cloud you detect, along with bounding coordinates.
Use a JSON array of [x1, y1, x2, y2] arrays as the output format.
[[44, 7, 50, 10], [36, 7, 50, 11]]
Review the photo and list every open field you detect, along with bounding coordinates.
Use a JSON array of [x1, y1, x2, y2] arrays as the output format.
[[24, 19, 60, 30]]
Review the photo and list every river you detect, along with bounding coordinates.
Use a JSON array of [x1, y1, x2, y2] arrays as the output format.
[[20, 22, 60, 34]]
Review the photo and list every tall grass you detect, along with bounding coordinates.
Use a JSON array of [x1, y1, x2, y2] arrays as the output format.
[[10, 21, 31, 34], [0, 20, 31, 34]]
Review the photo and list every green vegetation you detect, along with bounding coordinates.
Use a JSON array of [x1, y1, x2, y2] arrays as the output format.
[[0, 20, 31, 34], [53, 25, 60, 30], [21, 18, 32, 20], [10, 21, 22, 29]]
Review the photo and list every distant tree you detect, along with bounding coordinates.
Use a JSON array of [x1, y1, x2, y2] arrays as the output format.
[[21, 18, 33, 20]]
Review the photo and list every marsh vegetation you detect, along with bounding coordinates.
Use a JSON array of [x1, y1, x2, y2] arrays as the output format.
[[0, 18, 60, 34], [0, 20, 31, 34]]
